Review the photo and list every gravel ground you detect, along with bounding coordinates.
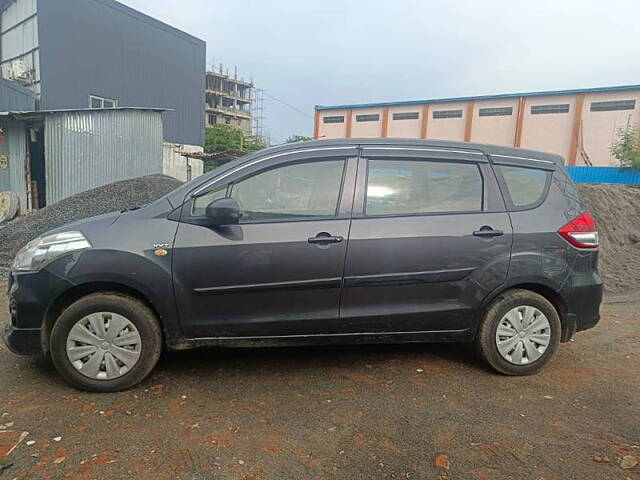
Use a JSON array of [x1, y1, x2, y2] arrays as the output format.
[[0, 292, 638, 480], [0, 175, 182, 279]]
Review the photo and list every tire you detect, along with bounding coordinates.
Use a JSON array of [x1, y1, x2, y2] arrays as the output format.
[[50, 293, 162, 392], [476, 289, 561, 375]]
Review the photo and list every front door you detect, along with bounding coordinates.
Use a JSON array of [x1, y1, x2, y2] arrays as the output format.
[[339, 148, 513, 335], [172, 150, 358, 338]]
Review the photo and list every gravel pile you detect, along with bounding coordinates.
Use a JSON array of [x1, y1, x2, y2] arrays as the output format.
[[0, 174, 182, 279], [577, 184, 640, 296]]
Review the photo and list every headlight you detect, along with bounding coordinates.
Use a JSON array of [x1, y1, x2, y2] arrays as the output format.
[[12, 231, 92, 272]]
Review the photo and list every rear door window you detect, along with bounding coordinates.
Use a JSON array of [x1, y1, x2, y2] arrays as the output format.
[[496, 165, 551, 209], [365, 159, 483, 216]]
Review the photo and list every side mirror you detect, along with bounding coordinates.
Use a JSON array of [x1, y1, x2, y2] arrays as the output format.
[[205, 197, 240, 226]]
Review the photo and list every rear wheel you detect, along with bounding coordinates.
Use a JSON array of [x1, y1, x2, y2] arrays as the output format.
[[476, 289, 561, 375], [50, 293, 162, 392]]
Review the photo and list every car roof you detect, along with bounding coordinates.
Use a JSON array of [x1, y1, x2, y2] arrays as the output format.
[[250, 138, 565, 166]]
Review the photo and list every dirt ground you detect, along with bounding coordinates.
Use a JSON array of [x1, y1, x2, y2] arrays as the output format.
[[0, 289, 638, 480]]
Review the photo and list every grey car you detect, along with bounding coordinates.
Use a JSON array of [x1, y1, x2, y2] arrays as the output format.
[[2, 139, 602, 391]]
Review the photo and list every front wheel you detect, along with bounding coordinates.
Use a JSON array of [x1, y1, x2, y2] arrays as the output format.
[[50, 293, 162, 392], [476, 289, 561, 375]]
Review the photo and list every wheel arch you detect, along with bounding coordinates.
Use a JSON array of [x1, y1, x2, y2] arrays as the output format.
[[477, 281, 570, 342], [42, 281, 168, 353]]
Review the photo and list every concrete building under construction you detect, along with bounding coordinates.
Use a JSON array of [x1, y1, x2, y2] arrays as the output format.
[[315, 84, 640, 166], [205, 66, 253, 134]]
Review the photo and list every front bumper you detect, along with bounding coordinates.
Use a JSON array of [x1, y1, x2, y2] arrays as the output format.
[[1, 323, 42, 355], [2, 269, 73, 356]]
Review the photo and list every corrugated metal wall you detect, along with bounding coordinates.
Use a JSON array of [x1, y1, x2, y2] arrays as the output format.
[[37, 0, 205, 146], [44, 109, 163, 203], [0, 78, 37, 111], [0, 122, 27, 210], [567, 166, 640, 184]]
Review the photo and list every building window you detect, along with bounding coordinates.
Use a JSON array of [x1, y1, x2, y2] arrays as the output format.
[[530, 104, 570, 115], [392, 112, 420, 120], [89, 95, 118, 109], [323, 116, 344, 124], [479, 107, 513, 117], [356, 114, 380, 122], [433, 109, 463, 119], [590, 100, 636, 112]]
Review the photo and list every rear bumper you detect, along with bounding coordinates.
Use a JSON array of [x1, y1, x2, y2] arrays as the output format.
[[1, 323, 42, 355], [559, 275, 603, 342]]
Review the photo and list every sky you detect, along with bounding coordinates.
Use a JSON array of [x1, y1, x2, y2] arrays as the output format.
[[122, 0, 640, 145]]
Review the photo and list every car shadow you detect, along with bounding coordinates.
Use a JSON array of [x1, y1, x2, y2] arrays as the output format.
[[155, 341, 493, 377]]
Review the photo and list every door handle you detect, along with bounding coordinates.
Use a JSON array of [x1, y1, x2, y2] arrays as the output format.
[[473, 226, 504, 238], [308, 232, 344, 244]]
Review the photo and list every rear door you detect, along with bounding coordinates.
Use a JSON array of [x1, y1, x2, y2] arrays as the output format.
[[339, 146, 512, 335]]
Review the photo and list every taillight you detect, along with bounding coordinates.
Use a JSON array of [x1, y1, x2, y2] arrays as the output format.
[[558, 212, 598, 249]]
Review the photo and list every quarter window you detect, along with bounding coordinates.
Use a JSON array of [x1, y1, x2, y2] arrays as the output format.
[[497, 165, 551, 208], [365, 159, 483, 216], [193, 160, 345, 222]]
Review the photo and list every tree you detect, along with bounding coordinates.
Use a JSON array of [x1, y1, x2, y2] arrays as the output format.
[[203, 124, 266, 172], [285, 135, 312, 143], [610, 125, 640, 170]]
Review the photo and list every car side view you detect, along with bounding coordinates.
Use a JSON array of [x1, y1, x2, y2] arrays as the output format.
[[2, 139, 602, 391]]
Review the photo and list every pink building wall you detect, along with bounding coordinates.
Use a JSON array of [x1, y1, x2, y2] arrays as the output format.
[[315, 86, 640, 166], [471, 98, 520, 146]]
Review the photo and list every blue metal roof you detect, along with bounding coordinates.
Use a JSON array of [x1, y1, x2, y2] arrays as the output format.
[[315, 83, 640, 111]]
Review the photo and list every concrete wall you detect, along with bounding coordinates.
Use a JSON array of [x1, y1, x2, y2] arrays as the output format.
[[316, 87, 640, 166], [162, 142, 204, 182], [427, 102, 467, 142], [472, 98, 520, 146], [36, 0, 205, 147], [581, 90, 640, 166]]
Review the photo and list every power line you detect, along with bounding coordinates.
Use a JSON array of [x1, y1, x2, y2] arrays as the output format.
[[262, 91, 312, 119]]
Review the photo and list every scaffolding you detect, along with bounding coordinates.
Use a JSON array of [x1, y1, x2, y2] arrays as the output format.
[[205, 62, 253, 134]]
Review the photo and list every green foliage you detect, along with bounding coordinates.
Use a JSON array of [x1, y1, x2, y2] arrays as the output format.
[[203, 125, 266, 172], [205, 124, 244, 153], [285, 135, 313, 143], [610, 125, 640, 170]]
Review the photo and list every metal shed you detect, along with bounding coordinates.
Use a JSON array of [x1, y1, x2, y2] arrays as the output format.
[[0, 107, 164, 210]]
